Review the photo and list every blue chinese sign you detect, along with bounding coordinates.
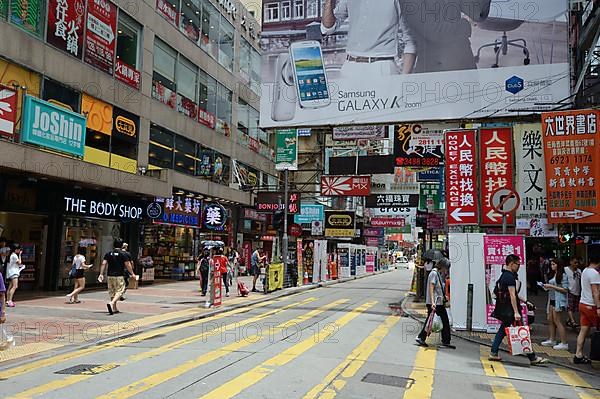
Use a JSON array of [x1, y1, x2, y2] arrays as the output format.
[[204, 202, 227, 231], [294, 204, 324, 224], [21, 95, 86, 156]]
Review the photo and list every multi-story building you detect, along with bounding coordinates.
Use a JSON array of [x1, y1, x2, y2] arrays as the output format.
[[0, 0, 274, 291]]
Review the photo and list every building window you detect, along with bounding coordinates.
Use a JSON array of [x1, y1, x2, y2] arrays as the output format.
[[180, 0, 201, 43], [216, 83, 232, 135], [237, 99, 249, 136], [239, 38, 251, 85], [307, 0, 318, 18], [152, 39, 177, 108], [281, 1, 291, 20], [218, 18, 235, 71], [174, 135, 197, 175], [250, 48, 262, 95], [111, 108, 139, 164], [10, 0, 45, 37], [200, 1, 220, 59], [198, 69, 217, 119], [265, 2, 279, 22], [320, 0, 325, 16], [177, 56, 198, 102], [42, 79, 80, 113], [294, 0, 304, 19], [0, 0, 7, 19], [149, 124, 175, 169], [116, 12, 141, 70]]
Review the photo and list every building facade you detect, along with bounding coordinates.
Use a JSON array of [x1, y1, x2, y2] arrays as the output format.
[[0, 0, 274, 290]]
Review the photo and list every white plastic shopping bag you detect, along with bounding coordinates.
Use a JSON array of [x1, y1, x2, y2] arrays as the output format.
[[0, 324, 15, 351], [431, 315, 443, 333], [505, 324, 532, 356]]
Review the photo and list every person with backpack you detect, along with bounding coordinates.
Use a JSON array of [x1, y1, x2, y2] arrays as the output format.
[[415, 258, 454, 349], [489, 254, 548, 365], [196, 249, 210, 296]]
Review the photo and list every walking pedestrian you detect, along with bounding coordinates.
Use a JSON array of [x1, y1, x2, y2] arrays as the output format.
[[251, 248, 266, 293], [97, 239, 135, 315], [66, 248, 93, 304], [541, 258, 570, 350], [489, 254, 548, 365], [565, 257, 582, 329], [120, 243, 133, 301], [0, 270, 6, 325], [214, 247, 229, 297], [415, 259, 455, 349], [196, 249, 210, 296], [573, 255, 600, 364], [6, 244, 25, 307], [0, 238, 9, 279]]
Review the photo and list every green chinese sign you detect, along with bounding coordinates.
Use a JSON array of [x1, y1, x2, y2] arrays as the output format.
[[275, 128, 298, 171], [387, 226, 412, 234], [420, 183, 442, 211], [11, 0, 45, 36]]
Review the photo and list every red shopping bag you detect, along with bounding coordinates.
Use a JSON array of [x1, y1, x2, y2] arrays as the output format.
[[505, 324, 533, 356]]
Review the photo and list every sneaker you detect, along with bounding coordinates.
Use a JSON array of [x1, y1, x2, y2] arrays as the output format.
[[488, 353, 502, 362], [573, 356, 591, 365], [553, 342, 569, 351], [541, 339, 556, 347], [225, 292, 230, 297], [7, 301, 15, 307], [415, 337, 428, 347], [440, 343, 456, 349], [530, 357, 549, 366]]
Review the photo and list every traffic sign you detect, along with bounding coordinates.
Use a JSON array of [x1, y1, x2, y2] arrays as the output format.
[[491, 188, 520, 215]]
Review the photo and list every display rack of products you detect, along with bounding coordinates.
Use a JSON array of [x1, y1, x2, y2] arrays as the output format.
[[142, 224, 197, 279]]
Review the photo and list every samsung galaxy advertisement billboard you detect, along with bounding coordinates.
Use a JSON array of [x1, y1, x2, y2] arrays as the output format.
[[260, 0, 569, 127]]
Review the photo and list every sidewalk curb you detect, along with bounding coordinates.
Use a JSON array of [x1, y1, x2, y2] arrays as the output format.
[[399, 294, 600, 377], [0, 270, 393, 369]]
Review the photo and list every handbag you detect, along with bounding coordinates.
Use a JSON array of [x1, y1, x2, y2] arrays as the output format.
[[68, 264, 77, 279], [505, 323, 533, 356]]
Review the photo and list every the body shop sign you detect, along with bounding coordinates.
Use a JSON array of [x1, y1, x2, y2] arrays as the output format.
[[22, 96, 86, 156], [47, 0, 85, 58], [84, 0, 117, 75], [64, 196, 143, 219]]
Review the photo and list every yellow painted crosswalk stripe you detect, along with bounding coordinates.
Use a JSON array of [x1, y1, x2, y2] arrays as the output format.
[[403, 347, 437, 399], [95, 299, 349, 399], [200, 301, 378, 399], [479, 346, 523, 399], [303, 316, 400, 399], [555, 369, 598, 399]]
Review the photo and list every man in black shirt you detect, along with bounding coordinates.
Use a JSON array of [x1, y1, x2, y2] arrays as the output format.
[[120, 243, 133, 300], [489, 254, 547, 365], [98, 238, 135, 315]]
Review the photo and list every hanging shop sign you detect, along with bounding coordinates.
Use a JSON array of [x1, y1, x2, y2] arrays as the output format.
[[480, 128, 515, 225], [418, 167, 442, 182], [332, 125, 386, 141], [244, 208, 267, 222], [63, 195, 144, 220], [152, 195, 202, 227], [294, 204, 324, 224], [365, 193, 418, 208], [370, 217, 405, 228], [542, 109, 600, 224], [275, 128, 298, 170], [21, 95, 87, 156], [445, 130, 478, 225], [84, 0, 118, 75], [156, 0, 178, 26], [514, 123, 547, 219], [324, 210, 355, 237], [0, 84, 18, 139], [363, 227, 384, 237], [394, 124, 445, 167], [203, 202, 227, 231], [311, 220, 324, 236], [256, 192, 300, 214], [320, 175, 371, 196], [46, 0, 85, 58], [419, 183, 442, 212]]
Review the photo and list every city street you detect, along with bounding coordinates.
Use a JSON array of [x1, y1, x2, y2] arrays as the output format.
[[1, 270, 598, 399]]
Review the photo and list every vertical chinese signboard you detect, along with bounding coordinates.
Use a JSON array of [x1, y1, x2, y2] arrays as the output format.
[[47, 0, 85, 58], [445, 130, 478, 225], [84, 0, 117, 75], [275, 128, 298, 171], [0, 84, 18, 139], [480, 128, 515, 225], [514, 123, 547, 219], [542, 109, 600, 223]]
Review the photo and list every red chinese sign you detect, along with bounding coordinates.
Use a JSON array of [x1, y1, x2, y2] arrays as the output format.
[[152, 80, 176, 109], [47, 0, 85, 58], [0, 85, 18, 139], [213, 259, 222, 306], [445, 130, 478, 225], [115, 60, 141, 90], [320, 175, 371, 196], [542, 109, 600, 223], [156, 0, 178, 26], [177, 95, 198, 120], [370, 217, 405, 227], [480, 128, 515, 225], [84, 0, 117, 74], [198, 108, 216, 129], [249, 137, 259, 153]]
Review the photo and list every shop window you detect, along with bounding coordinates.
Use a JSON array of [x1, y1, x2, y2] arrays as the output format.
[[196, 145, 214, 177], [216, 83, 232, 131], [116, 12, 141, 70], [212, 153, 230, 184], [239, 38, 251, 85], [198, 69, 217, 124], [264, 2, 279, 22], [149, 124, 174, 169], [152, 39, 177, 108], [250, 48, 262, 95], [10, 0, 45, 37], [177, 56, 198, 119], [42, 78, 80, 113], [180, 0, 201, 43], [294, 0, 304, 19], [111, 107, 139, 161], [249, 106, 259, 140], [281, 1, 291, 20], [237, 98, 249, 136], [200, 1, 220, 59], [218, 18, 234, 71], [85, 130, 110, 156], [174, 134, 197, 175]]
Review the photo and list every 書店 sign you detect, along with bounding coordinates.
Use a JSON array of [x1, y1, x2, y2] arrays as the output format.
[[21, 96, 87, 156], [514, 123, 547, 219], [324, 211, 355, 237]]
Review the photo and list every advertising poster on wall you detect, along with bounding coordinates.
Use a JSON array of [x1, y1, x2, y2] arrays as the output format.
[[260, 0, 569, 127], [47, 0, 85, 58], [275, 128, 298, 170], [394, 123, 445, 167], [84, 0, 118, 75]]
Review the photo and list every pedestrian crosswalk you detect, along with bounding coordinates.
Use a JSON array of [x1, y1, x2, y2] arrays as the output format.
[[0, 293, 598, 399]]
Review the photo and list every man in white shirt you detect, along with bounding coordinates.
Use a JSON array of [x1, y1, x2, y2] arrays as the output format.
[[321, 0, 417, 78], [574, 255, 600, 364]]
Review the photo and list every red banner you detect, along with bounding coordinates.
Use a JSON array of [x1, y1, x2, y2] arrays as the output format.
[[156, 0, 178, 26], [213, 259, 222, 306], [445, 130, 479, 225], [177, 94, 198, 120], [198, 108, 216, 129], [47, 0, 85, 58], [480, 128, 515, 225], [115, 60, 141, 90], [320, 175, 371, 196], [542, 109, 600, 224], [0, 85, 18, 139], [370, 218, 405, 227], [84, 0, 117, 74]]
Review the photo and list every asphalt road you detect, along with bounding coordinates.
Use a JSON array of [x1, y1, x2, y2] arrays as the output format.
[[1, 269, 599, 399]]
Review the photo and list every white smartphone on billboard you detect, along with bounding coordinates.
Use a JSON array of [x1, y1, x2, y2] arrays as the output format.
[[271, 53, 297, 122], [289, 40, 331, 109]]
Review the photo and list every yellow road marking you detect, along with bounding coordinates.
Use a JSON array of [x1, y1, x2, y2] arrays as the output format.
[[403, 347, 437, 399], [95, 299, 349, 399], [5, 297, 317, 399], [303, 316, 400, 399], [479, 346, 522, 399], [200, 301, 378, 399], [555, 369, 598, 399], [0, 294, 297, 380]]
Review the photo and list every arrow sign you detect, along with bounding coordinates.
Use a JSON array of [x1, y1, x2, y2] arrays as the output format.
[[556, 209, 597, 220], [450, 208, 475, 222], [575, 209, 595, 220], [486, 209, 501, 223]]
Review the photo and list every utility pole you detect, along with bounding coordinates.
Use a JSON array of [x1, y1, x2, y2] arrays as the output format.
[[282, 169, 289, 277]]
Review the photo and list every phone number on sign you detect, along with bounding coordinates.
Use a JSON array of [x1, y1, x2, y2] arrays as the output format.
[[550, 155, 593, 165]]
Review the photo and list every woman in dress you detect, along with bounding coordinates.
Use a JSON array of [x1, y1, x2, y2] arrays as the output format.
[[66, 249, 93, 304], [6, 244, 24, 307]]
